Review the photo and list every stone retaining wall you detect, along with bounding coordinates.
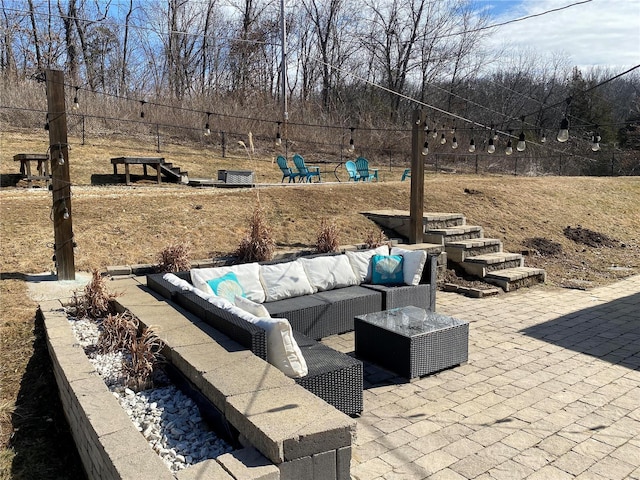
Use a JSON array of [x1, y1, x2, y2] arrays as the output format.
[[40, 275, 356, 480]]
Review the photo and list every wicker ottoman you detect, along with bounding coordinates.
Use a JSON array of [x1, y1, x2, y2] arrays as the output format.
[[354, 306, 468, 380]]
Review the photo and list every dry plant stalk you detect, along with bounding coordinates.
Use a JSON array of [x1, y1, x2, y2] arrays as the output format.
[[316, 218, 340, 253], [96, 312, 139, 354], [235, 205, 275, 263], [364, 229, 388, 249], [124, 327, 164, 392], [73, 269, 119, 319], [157, 242, 192, 273]]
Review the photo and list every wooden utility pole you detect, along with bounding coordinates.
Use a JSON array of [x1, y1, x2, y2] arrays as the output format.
[[46, 69, 75, 280], [409, 109, 425, 244]]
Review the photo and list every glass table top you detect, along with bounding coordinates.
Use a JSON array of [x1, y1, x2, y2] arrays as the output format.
[[357, 305, 467, 337]]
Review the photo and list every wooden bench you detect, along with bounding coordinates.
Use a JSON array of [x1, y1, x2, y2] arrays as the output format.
[[111, 156, 164, 185], [14, 153, 51, 187]]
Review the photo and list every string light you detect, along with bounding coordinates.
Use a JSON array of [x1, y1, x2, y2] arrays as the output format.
[[557, 97, 572, 142], [44, 113, 49, 131], [348, 127, 355, 152], [57, 144, 65, 165], [451, 135, 458, 149], [422, 141, 429, 155], [140, 100, 146, 119], [591, 125, 601, 151], [204, 112, 211, 136], [468, 137, 476, 153], [540, 131, 547, 143], [505, 130, 513, 155], [440, 132, 447, 145], [63, 206, 70, 220], [275, 121, 282, 146], [487, 137, 496, 154], [432, 122, 438, 139], [517, 117, 526, 151], [72, 87, 79, 110]]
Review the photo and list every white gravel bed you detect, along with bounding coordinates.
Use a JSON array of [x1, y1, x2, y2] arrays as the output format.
[[67, 315, 233, 472]]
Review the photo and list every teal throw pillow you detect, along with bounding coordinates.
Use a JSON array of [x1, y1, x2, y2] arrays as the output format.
[[207, 272, 245, 303], [370, 254, 404, 285]]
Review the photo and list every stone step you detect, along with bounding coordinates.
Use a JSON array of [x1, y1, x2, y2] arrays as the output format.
[[362, 210, 466, 239], [446, 238, 503, 262], [460, 252, 524, 277], [484, 267, 547, 292], [423, 225, 484, 245]]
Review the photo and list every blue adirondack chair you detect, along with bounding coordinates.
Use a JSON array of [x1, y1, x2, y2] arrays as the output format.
[[401, 168, 411, 181], [276, 155, 299, 183], [345, 160, 360, 181], [293, 154, 321, 183], [355, 157, 379, 182]]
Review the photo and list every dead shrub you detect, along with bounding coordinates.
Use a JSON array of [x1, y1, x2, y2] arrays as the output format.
[[235, 205, 275, 263], [96, 312, 139, 354], [316, 218, 340, 253], [157, 242, 192, 273], [124, 327, 164, 392], [72, 269, 119, 319], [364, 229, 388, 249]]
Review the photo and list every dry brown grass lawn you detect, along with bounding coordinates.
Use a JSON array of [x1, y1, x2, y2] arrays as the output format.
[[1, 128, 639, 478]]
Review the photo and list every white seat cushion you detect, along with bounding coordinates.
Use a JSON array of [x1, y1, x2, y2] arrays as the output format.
[[259, 261, 315, 301], [345, 245, 389, 283], [296, 254, 359, 292]]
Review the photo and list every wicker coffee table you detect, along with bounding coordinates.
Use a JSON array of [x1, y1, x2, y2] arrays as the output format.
[[355, 305, 468, 380]]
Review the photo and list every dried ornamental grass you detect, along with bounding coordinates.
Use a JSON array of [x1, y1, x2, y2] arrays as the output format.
[[96, 312, 139, 354], [364, 229, 389, 249], [316, 218, 340, 253], [157, 243, 192, 273], [235, 205, 275, 263], [72, 269, 119, 319], [124, 327, 165, 392]]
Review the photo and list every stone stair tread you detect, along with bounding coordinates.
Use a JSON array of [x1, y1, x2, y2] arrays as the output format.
[[463, 252, 522, 264], [446, 238, 502, 248], [426, 225, 482, 235], [485, 267, 546, 281]]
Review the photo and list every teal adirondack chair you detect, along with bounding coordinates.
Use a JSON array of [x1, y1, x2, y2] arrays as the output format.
[[345, 160, 360, 181], [293, 154, 321, 183], [401, 168, 411, 181], [355, 157, 379, 182], [276, 155, 299, 183]]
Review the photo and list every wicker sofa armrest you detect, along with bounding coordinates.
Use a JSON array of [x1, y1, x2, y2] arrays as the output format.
[[147, 271, 192, 300], [176, 290, 268, 361]]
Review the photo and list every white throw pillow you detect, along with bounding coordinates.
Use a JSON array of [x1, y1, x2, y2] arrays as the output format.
[[191, 263, 266, 303], [253, 317, 308, 378], [235, 295, 271, 318], [390, 247, 428, 286], [296, 254, 359, 292], [345, 245, 389, 283], [259, 261, 315, 301], [162, 273, 196, 292]]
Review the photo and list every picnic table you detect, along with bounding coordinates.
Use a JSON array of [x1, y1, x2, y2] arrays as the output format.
[[111, 157, 164, 185], [13, 153, 51, 187]]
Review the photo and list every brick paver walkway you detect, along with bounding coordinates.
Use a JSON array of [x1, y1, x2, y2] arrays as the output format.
[[323, 276, 640, 479]]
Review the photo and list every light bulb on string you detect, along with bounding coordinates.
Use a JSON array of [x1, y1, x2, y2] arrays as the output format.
[[557, 97, 571, 142], [204, 112, 211, 136], [57, 145, 65, 165], [450, 125, 456, 135], [440, 133, 446, 145], [275, 121, 282, 146], [492, 125, 498, 141], [72, 87, 79, 110], [140, 100, 146, 119], [422, 141, 429, 156], [348, 127, 355, 152], [591, 134, 601, 152], [451, 136, 458, 149], [468, 138, 476, 153], [63, 207, 70, 220], [540, 131, 547, 143], [432, 124, 438, 139], [487, 137, 496, 154], [517, 132, 526, 152], [505, 130, 513, 155]]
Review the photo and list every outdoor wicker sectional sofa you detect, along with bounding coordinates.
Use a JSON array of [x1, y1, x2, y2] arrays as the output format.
[[146, 247, 438, 416]]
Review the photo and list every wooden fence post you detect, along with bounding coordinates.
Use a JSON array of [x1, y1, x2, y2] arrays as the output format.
[[409, 109, 425, 244], [46, 69, 75, 280]]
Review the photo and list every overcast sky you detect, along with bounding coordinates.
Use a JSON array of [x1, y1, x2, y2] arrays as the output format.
[[478, 0, 640, 71]]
